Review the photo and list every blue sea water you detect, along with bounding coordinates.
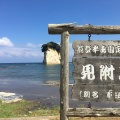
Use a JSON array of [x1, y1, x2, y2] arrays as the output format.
[[0, 62, 74, 86], [0, 62, 74, 102]]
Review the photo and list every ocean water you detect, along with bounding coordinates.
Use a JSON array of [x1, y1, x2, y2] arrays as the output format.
[[0, 62, 74, 86], [0, 62, 74, 102]]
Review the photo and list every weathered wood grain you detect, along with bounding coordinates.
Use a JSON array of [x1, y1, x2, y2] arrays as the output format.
[[67, 108, 120, 117], [60, 31, 69, 120], [48, 23, 120, 34]]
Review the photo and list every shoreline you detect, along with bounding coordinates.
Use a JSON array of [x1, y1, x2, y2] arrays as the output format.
[[1, 84, 120, 108]]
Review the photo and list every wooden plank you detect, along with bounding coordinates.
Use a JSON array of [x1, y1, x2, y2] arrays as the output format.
[[73, 40, 120, 57], [72, 84, 120, 102], [60, 31, 69, 120], [67, 108, 120, 117], [72, 58, 120, 85], [48, 23, 120, 34]]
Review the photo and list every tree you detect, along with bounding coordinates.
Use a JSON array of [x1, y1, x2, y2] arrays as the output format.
[[41, 42, 60, 53]]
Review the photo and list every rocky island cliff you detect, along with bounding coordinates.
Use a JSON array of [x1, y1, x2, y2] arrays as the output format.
[[41, 42, 61, 64]]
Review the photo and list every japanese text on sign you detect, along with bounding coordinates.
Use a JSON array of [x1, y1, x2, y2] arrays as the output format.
[[81, 64, 116, 81], [77, 45, 120, 54], [79, 90, 120, 99]]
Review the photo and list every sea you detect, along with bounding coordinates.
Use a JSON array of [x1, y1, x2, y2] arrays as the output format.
[[0, 62, 74, 103], [0, 62, 74, 85]]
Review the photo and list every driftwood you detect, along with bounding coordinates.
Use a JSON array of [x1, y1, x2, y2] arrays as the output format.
[[67, 108, 120, 117], [48, 23, 120, 34]]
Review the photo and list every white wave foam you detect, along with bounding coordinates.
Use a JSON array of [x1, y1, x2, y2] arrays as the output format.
[[0, 92, 23, 103]]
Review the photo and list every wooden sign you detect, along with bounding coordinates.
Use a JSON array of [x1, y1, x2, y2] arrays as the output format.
[[48, 24, 120, 119], [72, 41, 120, 102]]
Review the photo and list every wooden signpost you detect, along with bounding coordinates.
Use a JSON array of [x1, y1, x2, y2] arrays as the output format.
[[72, 41, 120, 102], [48, 23, 120, 120]]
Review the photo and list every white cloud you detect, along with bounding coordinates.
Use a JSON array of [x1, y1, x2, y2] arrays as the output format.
[[0, 46, 44, 63], [0, 38, 44, 62], [0, 46, 43, 58], [0, 37, 14, 47], [26, 43, 36, 48]]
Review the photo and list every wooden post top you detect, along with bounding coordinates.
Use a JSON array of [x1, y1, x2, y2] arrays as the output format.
[[48, 23, 120, 34]]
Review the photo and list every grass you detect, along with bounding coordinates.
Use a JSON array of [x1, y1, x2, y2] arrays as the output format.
[[1, 100, 120, 120], [0, 100, 60, 118], [28, 105, 60, 117]]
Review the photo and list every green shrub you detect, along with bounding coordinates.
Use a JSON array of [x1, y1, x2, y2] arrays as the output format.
[[41, 42, 60, 53]]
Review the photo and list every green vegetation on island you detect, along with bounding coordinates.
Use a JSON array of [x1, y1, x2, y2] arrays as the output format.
[[41, 42, 60, 53]]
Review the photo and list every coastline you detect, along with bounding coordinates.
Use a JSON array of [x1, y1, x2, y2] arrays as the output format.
[[1, 84, 120, 108]]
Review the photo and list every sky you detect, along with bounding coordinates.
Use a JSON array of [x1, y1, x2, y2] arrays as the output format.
[[0, 0, 120, 63]]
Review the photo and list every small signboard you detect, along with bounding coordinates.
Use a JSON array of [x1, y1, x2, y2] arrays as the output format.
[[72, 41, 120, 102]]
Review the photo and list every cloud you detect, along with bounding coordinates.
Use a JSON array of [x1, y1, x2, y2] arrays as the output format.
[[0, 46, 43, 57], [0, 45, 44, 63], [0, 37, 14, 47], [0, 38, 44, 62], [26, 43, 36, 48]]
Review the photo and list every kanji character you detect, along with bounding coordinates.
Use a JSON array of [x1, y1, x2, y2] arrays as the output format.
[[92, 45, 99, 53], [108, 45, 114, 53], [100, 45, 106, 53], [84, 91, 90, 98], [100, 65, 115, 81], [77, 45, 84, 53], [115, 92, 120, 99], [81, 64, 95, 80], [107, 90, 113, 99], [85, 45, 91, 53], [115, 46, 120, 53], [92, 91, 98, 99]]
